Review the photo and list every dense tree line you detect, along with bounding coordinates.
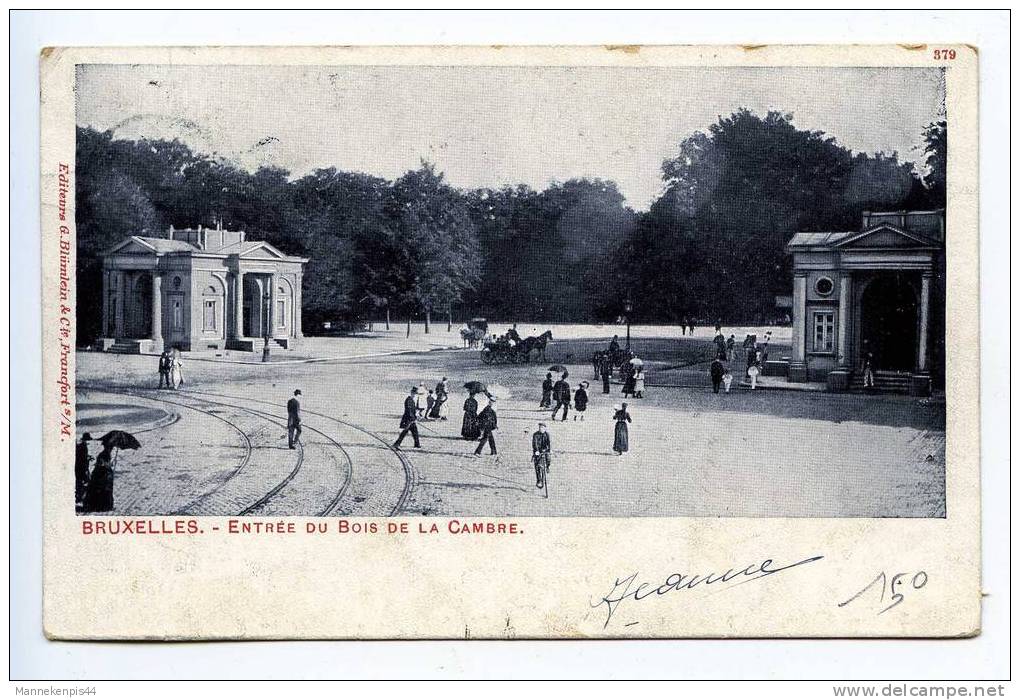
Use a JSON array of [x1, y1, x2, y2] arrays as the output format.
[[75, 111, 945, 343]]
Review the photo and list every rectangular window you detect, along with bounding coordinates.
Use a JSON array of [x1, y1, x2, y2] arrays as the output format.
[[172, 299, 184, 330], [277, 300, 286, 328], [204, 300, 217, 331], [813, 311, 835, 353]]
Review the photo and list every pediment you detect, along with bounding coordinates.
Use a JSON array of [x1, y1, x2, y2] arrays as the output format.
[[835, 224, 938, 250], [240, 242, 287, 259], [104, 237, 157, 256]]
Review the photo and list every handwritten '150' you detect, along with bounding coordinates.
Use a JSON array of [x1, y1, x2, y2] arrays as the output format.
[[838, 571, 928, 615]]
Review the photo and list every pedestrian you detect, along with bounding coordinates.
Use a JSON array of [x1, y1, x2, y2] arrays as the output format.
[[430, 377, 449, 420], [710, 358, 725, 393], [681, 321, 687, 336], [600, 356, 611, 394], [746, 343, 758, 377], [474, 396, 498, 457], [689, 319, 697, 335], [415, 383, 428, 419], [714, 326, 728, 360], [863, 353, 876, 392], [170, 348, 184, 389], [551, 372, 571, 422], [748, 362, 761, 390], [633, 368, 646, 399], [82, 444, 114, 513], [540, 372, 554, 408], [592, 351, 602, 380], [461, 393, 480, 440], [573, 382, 589, 421], [157, 349, 172, 389], [726, 334, 736, 362], [532, 422, 551, 489], [612, 403, 631, 456], [722, 370, 733, 393], [394, 386, 422, 449], [425, 389, 436, 420], [75, 433, 93, 508], [622, 365, 636, 398], [286, 389, 302, 449]]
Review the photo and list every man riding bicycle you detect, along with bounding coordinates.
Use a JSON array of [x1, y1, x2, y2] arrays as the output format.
[[532, 422, 551, 490]]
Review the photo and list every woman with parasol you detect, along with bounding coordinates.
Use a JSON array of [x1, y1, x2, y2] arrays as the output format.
[[81, 430, 141, 513]]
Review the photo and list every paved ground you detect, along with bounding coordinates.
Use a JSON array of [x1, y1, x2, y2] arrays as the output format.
[[75, 327, 945, 518]]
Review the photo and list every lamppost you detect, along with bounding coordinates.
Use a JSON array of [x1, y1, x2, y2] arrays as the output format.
[[624, 298, 633, 351]]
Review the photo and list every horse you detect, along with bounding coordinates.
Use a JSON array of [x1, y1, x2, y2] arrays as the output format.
[[460, 326, 486, 349], [518, 330, 553, 363]]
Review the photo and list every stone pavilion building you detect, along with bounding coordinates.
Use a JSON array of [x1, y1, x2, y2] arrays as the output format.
[[98, 225, 307, 353]]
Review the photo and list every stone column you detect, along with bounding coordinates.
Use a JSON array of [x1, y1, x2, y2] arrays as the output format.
[[151, 272, 163, 352], [837, 274, 851, 369], [114, 272, 125, 337], [101, 270, 110, 337], [910, 272, 933, 396], [294, 273, 303, 338], [268, 274, 277, 337], [788, 273, 807, 382], [917, 272, 932, 373], [233, 271, 245, 339]]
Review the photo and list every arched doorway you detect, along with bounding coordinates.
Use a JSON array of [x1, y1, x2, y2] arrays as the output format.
[[859, 273, 918, 372], [127, 273, 152, 339]]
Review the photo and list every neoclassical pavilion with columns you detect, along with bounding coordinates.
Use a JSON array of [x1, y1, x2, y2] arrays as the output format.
[[99, 225, 307, 354], [785, 209, 945, 396]]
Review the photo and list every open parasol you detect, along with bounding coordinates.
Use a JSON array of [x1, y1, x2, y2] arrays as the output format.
[[99, 430, 141, 450], [463, 381, 488, 395], [547, 364, 568, 373]]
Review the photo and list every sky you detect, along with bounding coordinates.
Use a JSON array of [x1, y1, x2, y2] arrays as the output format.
[[76, 64, 945, 210]]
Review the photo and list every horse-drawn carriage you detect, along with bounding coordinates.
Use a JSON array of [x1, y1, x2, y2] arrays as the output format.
[[479, 328, 553, 365], [480, 335, 528, 364], [460, 318, 489, 349]]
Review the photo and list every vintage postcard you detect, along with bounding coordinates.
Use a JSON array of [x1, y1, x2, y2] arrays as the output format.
[[40, 44, 979, 639]]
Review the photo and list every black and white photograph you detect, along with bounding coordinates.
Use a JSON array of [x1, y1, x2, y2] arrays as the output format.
[[15, 8, 1008, 682], [72, 62, 948, 519]]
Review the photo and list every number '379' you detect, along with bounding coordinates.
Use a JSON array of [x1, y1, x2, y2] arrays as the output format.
[[933, 49, 957, 60]]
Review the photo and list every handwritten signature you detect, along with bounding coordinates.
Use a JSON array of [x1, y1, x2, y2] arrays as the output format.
[[591, 555, 824, 629]]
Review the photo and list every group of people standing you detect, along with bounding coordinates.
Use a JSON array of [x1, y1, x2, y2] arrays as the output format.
[[157, 348, 184, 390], [75, 433, 115, 513]]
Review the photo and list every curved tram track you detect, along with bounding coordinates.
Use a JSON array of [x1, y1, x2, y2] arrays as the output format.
[[108, 388, 352, 517]]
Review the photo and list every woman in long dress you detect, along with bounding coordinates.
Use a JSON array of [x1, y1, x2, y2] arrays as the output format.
[[170, 349, 184, 389], [461, 394, 480, 440], [83, 445, 115, 513], [612, 403, 631, 456]]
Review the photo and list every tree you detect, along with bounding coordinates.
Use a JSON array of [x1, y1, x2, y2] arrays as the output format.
[[366, 163, 482, 334], [921, 120, 947, 207], [653, 109, 928, 322]]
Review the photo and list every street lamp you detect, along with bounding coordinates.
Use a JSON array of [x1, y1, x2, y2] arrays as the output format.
[[624, 298, 633, 351]]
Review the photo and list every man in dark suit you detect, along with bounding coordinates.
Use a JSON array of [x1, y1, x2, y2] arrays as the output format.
[[551, 372, 571, 421], [287, 390, 302, 449], [394, 386, 421, 449], [532, 422, 551, 489], [473, 396, 498, 456], [157, 349, 172, 389]]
